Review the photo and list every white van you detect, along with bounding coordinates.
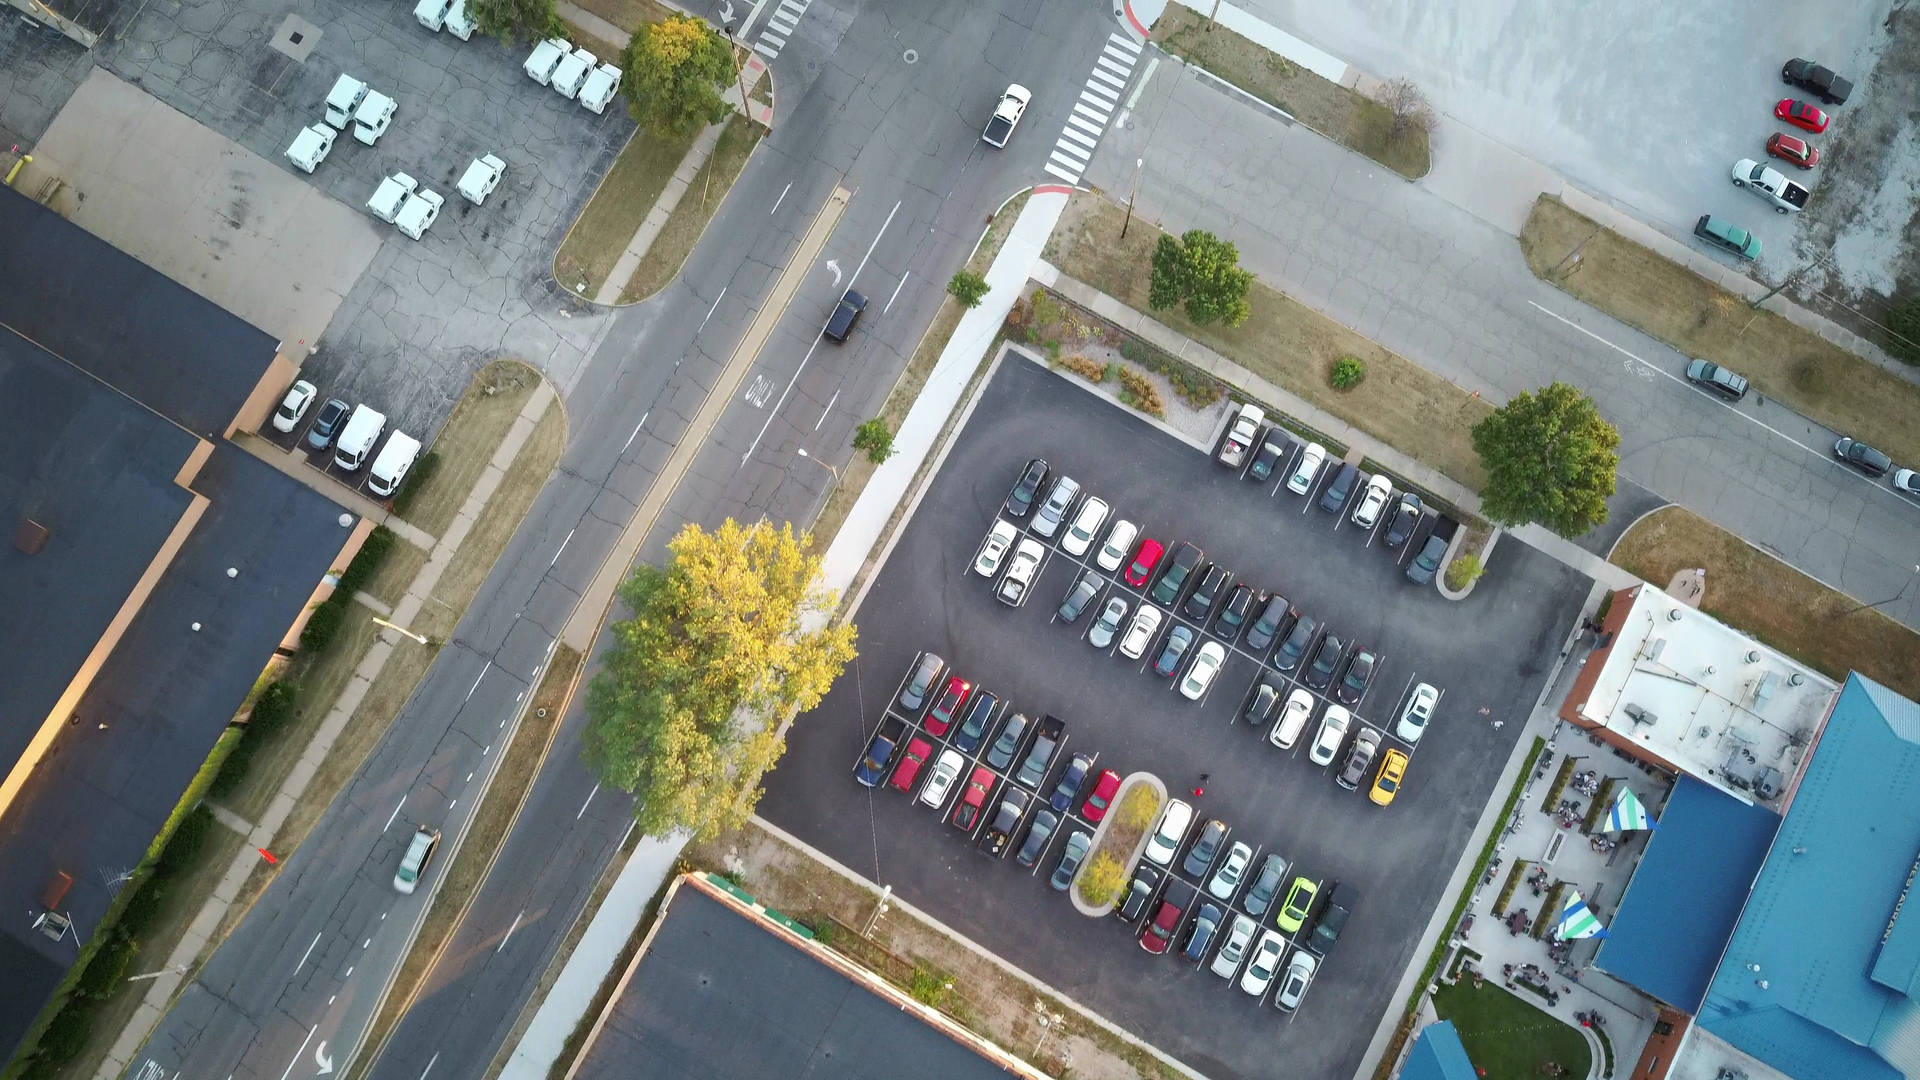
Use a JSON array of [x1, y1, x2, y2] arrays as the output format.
[[333, 404, 387, 471], [368, 432, 422, 497]]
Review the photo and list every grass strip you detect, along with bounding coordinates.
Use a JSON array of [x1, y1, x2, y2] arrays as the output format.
[[1520, 195, 1920, 465]]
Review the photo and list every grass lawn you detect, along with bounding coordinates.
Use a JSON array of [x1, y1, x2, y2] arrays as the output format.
[[553, 125, 699, 300], [1432, 980, 1590, 1079], [1520, 195, 1920, 466], [1153, 7, 1429, 179], [1045, 193, 1491, 491], [355, 646, 581, 1080], [619, 115, 762, 303], [1610, 506, 1920, 701]]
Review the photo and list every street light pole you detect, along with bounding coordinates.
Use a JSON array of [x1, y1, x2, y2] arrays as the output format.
[[1121, 158, 1143, 240], [1831, 564, 1920, 619]]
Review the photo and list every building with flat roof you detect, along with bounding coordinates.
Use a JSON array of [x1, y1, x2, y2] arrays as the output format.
[[1559, 583, 1838, 810], [0, 186, 356, 1061], [565, 875, 1049, 1080]]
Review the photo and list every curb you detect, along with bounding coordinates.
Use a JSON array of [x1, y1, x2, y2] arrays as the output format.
[[1067, 772, 1167, 917]]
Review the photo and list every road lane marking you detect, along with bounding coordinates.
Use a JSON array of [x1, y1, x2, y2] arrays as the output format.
[[294, 932, 321, 976]]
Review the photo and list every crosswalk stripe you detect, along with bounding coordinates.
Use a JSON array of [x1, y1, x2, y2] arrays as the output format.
[[1044, 162, 1081, 184]]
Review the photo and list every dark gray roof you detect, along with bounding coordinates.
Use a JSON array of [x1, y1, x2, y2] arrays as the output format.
[[573, 883, 1026, 1080], [0, 187, 279, 436]]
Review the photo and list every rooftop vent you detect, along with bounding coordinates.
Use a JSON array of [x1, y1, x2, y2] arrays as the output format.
[[14, 518, 50, 555]]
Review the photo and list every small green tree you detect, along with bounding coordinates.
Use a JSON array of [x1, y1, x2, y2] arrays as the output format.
[[1471, 382, 1619, 536], [1330, 355, 1365, 389], [852, 418, 894, 463], [621, 15, 735, 138], [947, 269, 989, 309], [1148, 229, 1252, 327], [467, 0, 562, 44]]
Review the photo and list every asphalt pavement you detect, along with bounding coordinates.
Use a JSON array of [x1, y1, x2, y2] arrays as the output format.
[[123, 2, 1135, 1080], [1088, 56, 1920, 635]]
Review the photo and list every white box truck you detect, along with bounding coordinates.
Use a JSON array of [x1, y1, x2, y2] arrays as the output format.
[[334, 404, 387, 471], [368, 432, 422, 497], [324, 74, 368, 129]]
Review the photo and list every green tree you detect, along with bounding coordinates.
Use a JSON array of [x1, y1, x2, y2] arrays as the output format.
[[466, 0, 561, 44], [1148, 229, 1252, 327], [584, 519, 857, 839], [621, 15, 736, 138], [1470, 382, 1619, 536], [852, 418, 894, 463], [947, 269, 989, 309]]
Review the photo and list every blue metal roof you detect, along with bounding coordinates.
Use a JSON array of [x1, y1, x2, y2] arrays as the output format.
[[1698, 674, 1920, 1079], [1596, 775, 1780, 1012], [1399, 1021, 1477, 1080]]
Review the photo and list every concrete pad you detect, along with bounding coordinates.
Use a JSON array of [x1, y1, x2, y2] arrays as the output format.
[[29, 68, 381, 350]]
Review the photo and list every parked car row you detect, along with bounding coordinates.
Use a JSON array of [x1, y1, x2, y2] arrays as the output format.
[[1696, 56, 1853, 261], [270, 380, 422, 497]]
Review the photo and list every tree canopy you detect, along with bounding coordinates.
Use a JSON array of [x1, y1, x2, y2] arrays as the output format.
[[583, 519, 857, 839], [1148, 229, 1252, 328], [1470, 382, 1619, 536], [466, 0, 561, 44], [621, 15, 736, 138]]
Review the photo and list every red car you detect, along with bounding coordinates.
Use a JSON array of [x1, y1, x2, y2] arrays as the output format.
[[1765, 132, 1819, 169], [924, 675, 970, 736], [952, 766, 994, 832], [1139, 897, 1181, 954], [1774, 99, 1828, 134], [1081, 769, 1122, 822], [1124, 538, 1164, 588], [890, 737, 933, 793]]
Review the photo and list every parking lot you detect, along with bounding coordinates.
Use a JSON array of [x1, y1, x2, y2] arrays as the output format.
[[760, 354, 1589, 1078]]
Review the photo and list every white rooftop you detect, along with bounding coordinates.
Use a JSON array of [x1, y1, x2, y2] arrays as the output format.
[[1572, 585, 1837, 810]]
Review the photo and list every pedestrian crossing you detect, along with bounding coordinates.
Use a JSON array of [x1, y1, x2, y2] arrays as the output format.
[[1044, 32, 1143, 186], [754, 0, 811, 60]]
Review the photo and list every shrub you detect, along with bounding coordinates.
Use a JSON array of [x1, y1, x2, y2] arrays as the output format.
[[851, 418, 894, 464], [300, 598, 347, 652], [1445, 553, 1485, 591], [1330, 355, 1366, 390], [155, 805, 214, 878], [1075, 851, 1127, 907], [1117, 369, 1165, 417], [946, 270, 989, 309], [390, 451, 441, 515]]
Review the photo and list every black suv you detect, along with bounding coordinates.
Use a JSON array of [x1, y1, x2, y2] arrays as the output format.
[[1271, 614, 1320, 673], [1685, 359, 1749, 402], [1182, 564, 1231, 620], [1213, 584, 1256, 640], [1303, 632, 1347, 690], [1150, 542, 1204, 606], [1004, 458, 1050, 517]]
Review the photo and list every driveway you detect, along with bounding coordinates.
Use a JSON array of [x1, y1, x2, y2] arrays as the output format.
[[759, 354, 1588, 1080], [1085, 56, 1920, 635]]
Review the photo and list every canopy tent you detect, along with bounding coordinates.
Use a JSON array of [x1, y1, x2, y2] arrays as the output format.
[[1554, 889, 1610, 940], [1606, 786, 1657, 833]]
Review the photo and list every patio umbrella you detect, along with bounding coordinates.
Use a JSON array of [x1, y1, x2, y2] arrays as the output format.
[[1553, 889, 1609, 940], [1605, 786, 1656, 832]]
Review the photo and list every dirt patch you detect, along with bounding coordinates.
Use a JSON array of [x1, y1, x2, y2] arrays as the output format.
[[553, 126, 700, 301], [353, 646, 583, 1080], [1610, 506, 1920, 701], [1521, 195, 1920, 465], [1153, 6, 1429, 179], [685, 822, 1182, 1080], [1047, 193, 1490, 489], [619, 115, 762, 303]]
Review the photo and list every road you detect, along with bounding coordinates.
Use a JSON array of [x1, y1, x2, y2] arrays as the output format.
[[123, 3, 1128, 1080]]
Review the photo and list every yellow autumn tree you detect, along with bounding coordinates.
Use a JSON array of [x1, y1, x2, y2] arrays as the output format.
[[584, 519, 857, 839]]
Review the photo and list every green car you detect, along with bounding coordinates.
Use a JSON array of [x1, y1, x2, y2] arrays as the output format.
[[1276, 875, 1319, 933], [1693, 214, 1762, 261]]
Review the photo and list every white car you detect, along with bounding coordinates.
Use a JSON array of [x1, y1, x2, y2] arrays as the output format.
[[919, 749, 965, 809], [1396, 682, 1439, 744], [1275, 949, 1318, 1011], [1269, 687, 1315, 749], [1210, 914, 1257, 978], [1309, 704, 1352, 766], [1061, 496, 1110, 557], [1350, 474, 1392, 529], [973, 519, 1018, 577], [271, 380, 317, 432], [1179, 641, 1226, 700], [997, 537, 1044, 606], [1207, 841, 1252, 900], [1242, 930, 1288, 997], [1095, 519, 1138, 573], [1286, 442, 1327, 495], [1143, 799, 1194, 866], [1118, 605, 1163, 659]]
